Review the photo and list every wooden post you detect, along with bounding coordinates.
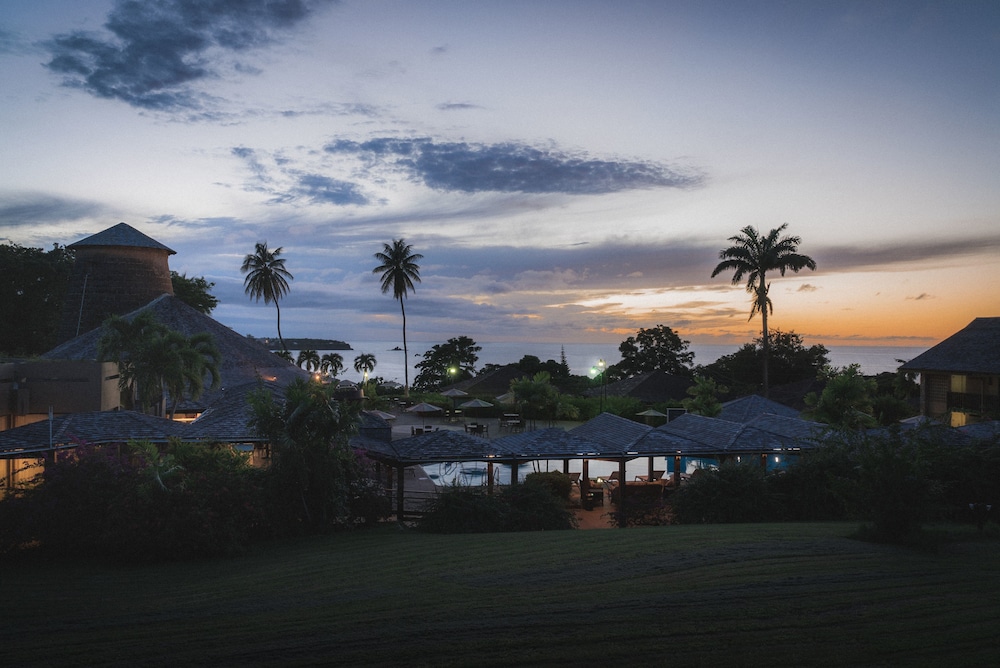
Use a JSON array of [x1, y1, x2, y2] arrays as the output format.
[[487, 461, 494, 495], [509, 460, 519, 485], [673, 454, 682, 485]]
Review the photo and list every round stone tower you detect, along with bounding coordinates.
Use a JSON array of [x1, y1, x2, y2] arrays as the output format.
[[56, 222, 175, 343]]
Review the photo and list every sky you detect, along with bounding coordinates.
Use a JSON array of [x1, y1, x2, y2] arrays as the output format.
[[1, 0, 998, 352]]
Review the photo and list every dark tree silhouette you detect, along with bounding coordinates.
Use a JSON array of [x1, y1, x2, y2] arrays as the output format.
[[373, 239, 422, 396]]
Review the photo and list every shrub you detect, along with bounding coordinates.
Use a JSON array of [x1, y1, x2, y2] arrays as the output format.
[[418, 485, 506, 533], [609, 484, 672, 527], [419, 479, 576, 533], [670, 462, 774, 524], [500, 478, 577, 531], [525, 470, 572, 500]]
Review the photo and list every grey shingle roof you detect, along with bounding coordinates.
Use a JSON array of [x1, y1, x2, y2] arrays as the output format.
[[0, 410, 185, 455], [586, 371, 693, 402], [493, 428, 605, 458], [42, 294, 308, 409], [899, 317, 1000, 375], [68, 222, 175, 254], [568, 412, 651, 451], [718, 395, 801, 423]]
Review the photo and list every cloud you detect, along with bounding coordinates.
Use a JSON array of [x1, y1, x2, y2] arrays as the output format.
[[797, 284, 818, 292], [324, 137, 705, 195], [43, 0, 336, 112], [907, 293, 934, 301], [0, 192, 104, 226], [436, 102, 482, 111], [815, 233, 1000, 271]]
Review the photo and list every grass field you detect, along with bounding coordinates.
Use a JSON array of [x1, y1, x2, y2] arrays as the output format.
[[4, 522, 999, 666]]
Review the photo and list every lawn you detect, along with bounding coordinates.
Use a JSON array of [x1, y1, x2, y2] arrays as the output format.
[[4, 522, 999, 666]]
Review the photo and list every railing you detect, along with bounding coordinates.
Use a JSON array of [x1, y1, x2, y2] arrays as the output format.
[[947, 392, 1000, 414]]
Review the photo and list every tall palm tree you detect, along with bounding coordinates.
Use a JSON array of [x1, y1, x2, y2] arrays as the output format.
[[373, 239, 422, 396], [353, 353, 377, 382], [320, 352, 344, 377], [241, 242, 293, 352], [711, 223, 816, 397]]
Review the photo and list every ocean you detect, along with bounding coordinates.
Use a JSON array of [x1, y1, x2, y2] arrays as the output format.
[[300, 341, 928, 386]]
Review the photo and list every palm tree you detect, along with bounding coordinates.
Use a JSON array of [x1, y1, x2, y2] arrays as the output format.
[[241, 242, 293, 352], [373, 239, 423, 396], [711, 223, 816, 397], [160, 331, 222, 419], [297, 349, 320, 372], [353, 353, 377, 382], [320, 352, 344, 377]]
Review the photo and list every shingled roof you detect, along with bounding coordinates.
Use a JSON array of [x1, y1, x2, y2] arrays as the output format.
[[68, 222, 175, 254], [43, 294, 308, 409], [717, 394, 802, 423], [0, 410, 185, 456], [586, 371, 694, 402], [899, 317, 1000, 375]]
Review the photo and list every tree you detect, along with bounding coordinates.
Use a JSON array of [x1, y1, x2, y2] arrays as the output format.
[[353, 353, 377, 381], [241, 242, 293, 352], [711, 224, 816, 397], [805, 364, 877, 429], [97, 312, 220, 416], [247, 378, 369, 532], [611, 325, 694, 380], [170, 271, 219, 314], [0, 242, 74, 356], [699, 330, 828, 396], [297, 349, 320, 372], [683, 376, 727, 417], [321, 352, 344, 377], [413, 336, 481, 391], [372, 239, 422, 396]]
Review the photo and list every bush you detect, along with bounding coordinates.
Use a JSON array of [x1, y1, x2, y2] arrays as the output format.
[[524, 470, 572, 500], [670, 462, 775, 524], [609, 484, 672, 527], [418, 485, 506, 533], [500, 478, 577, 531], [419, 479, 576, 533]]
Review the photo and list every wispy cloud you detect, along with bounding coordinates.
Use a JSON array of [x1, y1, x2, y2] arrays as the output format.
[[43, 0, 336, 112], [0, 192, 103, 226], [324, 137, 705, 194]]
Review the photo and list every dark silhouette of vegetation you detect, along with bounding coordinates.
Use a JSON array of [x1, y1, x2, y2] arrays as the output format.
[[413, 336, 480, 391], [419, 478, 576, 533], [0, 242, 75, 356], [711, 224, 816, 396], [698, 330, 828, 396], [609, 324, 694, 380], [373, 239, 422, 396], [170, 271, 218, 314]]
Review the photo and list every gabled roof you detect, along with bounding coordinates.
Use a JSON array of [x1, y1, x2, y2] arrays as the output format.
[[899, 317, 1000, 375], [494, 427, 605, 459], [68, 222, 175, 254], [717, 394, 801, 423]]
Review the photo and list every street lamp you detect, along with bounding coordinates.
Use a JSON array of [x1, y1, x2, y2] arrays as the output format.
[[589, 358, 607, 413]]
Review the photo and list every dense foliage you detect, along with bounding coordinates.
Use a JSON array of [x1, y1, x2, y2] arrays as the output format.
[[170, 271, 219, 314], [418, 477, 577, 533], [0, 440, 267, 562], [609, 325, 694, 380], [697, 330, 829, 396], [669, 426, 1000, 543], [0, 242, 74, 356], [413, 335, 481, 391]]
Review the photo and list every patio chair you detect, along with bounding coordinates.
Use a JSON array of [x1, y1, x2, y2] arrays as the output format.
[[635, 470, 665, 482]]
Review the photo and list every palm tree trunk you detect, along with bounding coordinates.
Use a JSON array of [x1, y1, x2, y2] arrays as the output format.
[[760, 276, 770, 399], [275, 301, 286, 352], [400, 297, 409, 396]]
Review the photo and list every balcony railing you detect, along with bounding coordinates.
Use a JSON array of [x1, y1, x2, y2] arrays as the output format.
[[947, 392, 1000, 415]]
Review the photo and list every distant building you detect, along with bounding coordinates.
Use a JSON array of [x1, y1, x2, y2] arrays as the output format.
[[899, 317, 1000, 426]]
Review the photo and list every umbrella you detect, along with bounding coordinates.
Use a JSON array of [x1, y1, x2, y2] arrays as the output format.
[[459, 398, 494, 409], [405, 402, 444, 414], [636, 409, 668, 417], [365, 409, 396, 421], [441, 388, 469, 398]]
